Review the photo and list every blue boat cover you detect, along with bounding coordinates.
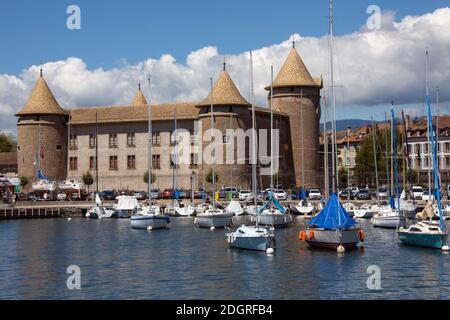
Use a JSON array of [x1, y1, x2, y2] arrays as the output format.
[[258, 193, 286, 214], [389, 196, 395, 209], [300, 188, 306, 200], [307, 193, 357, 230], [37, 169, 49, 180]]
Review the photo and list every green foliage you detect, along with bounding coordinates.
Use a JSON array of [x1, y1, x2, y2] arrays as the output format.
[[205, 169, 218, 184], [0, 133, 16, 152], [143, 170, 155, 184], [354, 125, 404, 187], [20, 176, 28, 188], [406, 169, 418, 185], [82, 171, 94, 186]]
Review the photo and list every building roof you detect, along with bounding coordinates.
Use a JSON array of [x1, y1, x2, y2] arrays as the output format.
[[16, 75, 67, 117], [69, 103, 200, 124], [197, 70, 250, 107], [131, 85, 148, 106], [267, 47, 321, 90], [0, 152, 17, 166]]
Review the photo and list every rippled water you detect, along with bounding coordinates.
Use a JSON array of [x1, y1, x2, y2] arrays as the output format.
[[1, 217, 450, 300]]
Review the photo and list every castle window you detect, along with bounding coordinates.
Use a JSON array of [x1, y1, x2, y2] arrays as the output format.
[[17, 146, 20, 151], [89, 135, 96, 149], [56, 145, 62, 150], [89, 156, 96, 170], [290, 87, 294, 92], [223, 135, 230, 143], [127, 133, 136, 147], [69, 135, 78, 150], [445, 142, 450, 153], [152, 132, 161, 146], [127, 155, 136, 170], [446, 156, 450, 169], [109, 134, 118, 148], [170, 154, 179, 169], [152, 154, 161, 169], [109, 156, 118, 171], [69, 157, 78, 171]]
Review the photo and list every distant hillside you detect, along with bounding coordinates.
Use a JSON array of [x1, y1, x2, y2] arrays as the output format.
[[320, 119, 379, 132]]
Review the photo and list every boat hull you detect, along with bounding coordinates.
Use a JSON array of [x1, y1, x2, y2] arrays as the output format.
[[305, 228, 361, 249], [255, 214, 292, 227], [196, 214, 233, 228], [398, 231, 447, 249], [372, 215, 406, 228], [227, 235, 275, 251], [130, 215, 170, 230]]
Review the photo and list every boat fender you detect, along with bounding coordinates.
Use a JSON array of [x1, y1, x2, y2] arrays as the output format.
[[359, 230, 365, 242], [337, 245, 345, 253], [442, 245, 450, 252], [298, 231, 302, 241], [309, 230, 314, 240]]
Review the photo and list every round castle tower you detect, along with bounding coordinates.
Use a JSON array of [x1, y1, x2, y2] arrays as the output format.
[[267, 46, 322, 188], [16, 72, 68, 183], [196, 65, 251, 188]]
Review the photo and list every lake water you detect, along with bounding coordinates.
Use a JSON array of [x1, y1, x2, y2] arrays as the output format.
[[1, 216, 450, 300]]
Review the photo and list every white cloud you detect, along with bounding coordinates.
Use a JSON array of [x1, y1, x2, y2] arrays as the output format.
[[1, 7, 450, 134]]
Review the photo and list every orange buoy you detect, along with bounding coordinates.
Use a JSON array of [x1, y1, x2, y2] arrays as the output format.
[[298, 231, 302, 241], [359, 230, 365, 242], [309, 230, 314, 240]]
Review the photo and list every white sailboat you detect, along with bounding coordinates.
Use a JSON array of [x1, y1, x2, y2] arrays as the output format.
[[372, 106, 407, 229], [32, 120, 57, 194], [196, 75, 233, 229], [86, 193, 115, 219], [226, 53, 276, 253], [130, 78, 170, 230], [254, 64, 292, 228]]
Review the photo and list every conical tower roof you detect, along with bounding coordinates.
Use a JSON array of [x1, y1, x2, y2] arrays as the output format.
[[267, 47, 319, 89], [197, 70, 250, 108], [131, 84, 148, 106], [16, 73, 67, 116]]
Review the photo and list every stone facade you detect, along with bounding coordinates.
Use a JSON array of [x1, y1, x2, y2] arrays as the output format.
[[16, 48, 322, 192]]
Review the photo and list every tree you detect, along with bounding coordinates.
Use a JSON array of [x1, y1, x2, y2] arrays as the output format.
[[338, 167, 348, 187], [82, 171, 94, 192], [205, 169, 218, 184], [143, 171, 155, 185], [354, 125, 404, 187], [0, 133, 16, 152], [20, 176, 28, 190], [406, 169, 418, 186]]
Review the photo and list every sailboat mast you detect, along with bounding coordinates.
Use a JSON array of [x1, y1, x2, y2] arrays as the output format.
[[391, 108, 400, 211], [426, 48, 432, 196], [329, 0, 337, 194], [95, 112, 99, 193], [210, 77, 216, 210], [67, 114, 71, 178], [270, 65, 274, 190], [172, 109, 177, 205], [147, 78, 152, 203], [436, 86, 441, 187], [390, 102, 394, 198], [323, 97, 329, 200], [301, 87, 305, 192], [384, 112, 389, 192], [371, 117, 379, 200], [250, 51, 258, 217]]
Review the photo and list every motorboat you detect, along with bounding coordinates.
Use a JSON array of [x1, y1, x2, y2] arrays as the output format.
[[398, 221, 448, 249], [195, 208, 233, 229], [58, 179, 85, 194], [130, 205, 170, 230], [371, 209, 406, 228], [113, 196, 140, 218]]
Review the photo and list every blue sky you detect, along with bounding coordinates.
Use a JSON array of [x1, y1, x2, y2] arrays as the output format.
[[0, 0, 449, 74], [1, 0, 450, 134]]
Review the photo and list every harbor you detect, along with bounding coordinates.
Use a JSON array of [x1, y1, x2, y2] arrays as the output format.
[[1, 216, 450, 300]]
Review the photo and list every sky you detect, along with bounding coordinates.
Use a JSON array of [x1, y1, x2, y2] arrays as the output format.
[[1, 0, 450, 134]]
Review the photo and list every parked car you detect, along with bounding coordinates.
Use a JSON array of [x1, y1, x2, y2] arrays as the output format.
[[238, 190, 253, 201], [133, 191, 148, 200], [422, 189, 435, 201], [263, 188, 287, 200], [101, 190, 118, 200], [219, 187, 239, 199], [356, 189, 371, 200], [377, 187, 389, 200], [194, 188, 206, 199], [411, 186, 423, 200], [178, 189, 191, 199], [56, 193, 67, 201], [162, 189, 173, 199], [148, 189, 160, 199], [27, 192, 39, 201], [339, 187, 359, 199], [308, 189, 322, 200]]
